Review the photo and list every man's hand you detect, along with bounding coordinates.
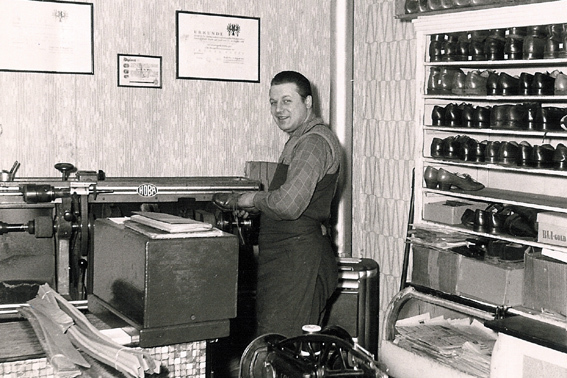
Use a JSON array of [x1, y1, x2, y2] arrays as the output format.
[[212, 192, 259, 216]]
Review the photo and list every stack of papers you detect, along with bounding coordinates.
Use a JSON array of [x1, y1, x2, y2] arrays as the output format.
[[129, 211, 213, 233], [394, 314, 497, 377]]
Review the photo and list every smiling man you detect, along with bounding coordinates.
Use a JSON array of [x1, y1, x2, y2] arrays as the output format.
[[214, 71, 342, 338]]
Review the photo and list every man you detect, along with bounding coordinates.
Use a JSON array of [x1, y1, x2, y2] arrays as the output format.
[[214, 71, 342, 338]]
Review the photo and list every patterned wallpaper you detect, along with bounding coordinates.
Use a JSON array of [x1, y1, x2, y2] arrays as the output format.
[[0, 0, 417, 343], [0, 0, 331, 178], [353, 0, 416, 334]]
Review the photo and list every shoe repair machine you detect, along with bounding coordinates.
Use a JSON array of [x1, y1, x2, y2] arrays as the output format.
[[0, 162, 260, 316]]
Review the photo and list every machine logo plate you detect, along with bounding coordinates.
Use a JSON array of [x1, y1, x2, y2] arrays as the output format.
[[137, 183, 158, 197]]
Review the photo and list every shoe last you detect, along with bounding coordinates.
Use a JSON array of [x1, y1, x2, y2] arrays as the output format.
[[423, 166, 439, 189], [554, 72, 567, 96], [553, 143, 567, 170]]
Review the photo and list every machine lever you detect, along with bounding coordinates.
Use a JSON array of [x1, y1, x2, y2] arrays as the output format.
[[0, 216, 53, 238]]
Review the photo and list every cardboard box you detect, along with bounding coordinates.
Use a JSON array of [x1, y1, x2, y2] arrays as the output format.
[[411, 245, 461, 294], [537, 212, 567, 248], [458, 256, 524, 306], [523, 251, 567, 316], [423, 200, 486, 225]]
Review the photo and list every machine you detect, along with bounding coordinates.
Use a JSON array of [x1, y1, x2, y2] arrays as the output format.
[[0, 162, 261, 315]]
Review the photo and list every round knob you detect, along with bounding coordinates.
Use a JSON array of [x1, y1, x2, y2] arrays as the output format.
[[54, 163, 75, 181]]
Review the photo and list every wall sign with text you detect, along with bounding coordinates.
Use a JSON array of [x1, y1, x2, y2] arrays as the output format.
[[176, 11, 260, 83], [117, 54, 162, 88]]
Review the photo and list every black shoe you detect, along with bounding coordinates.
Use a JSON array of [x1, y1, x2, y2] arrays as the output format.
[[490, 104, 512, 128], [532, 144, 556, 168], [465, 70, 490, 95], [486, 71, 500, 95], [429, 34, 446, 61], [531, 72, 556, 96], [484, 29, 506, 60], [518, 141, 533, 167], [485, 141, 501, 163], [497, 72, 520, 96], [430, 137, 444, 158], [519, 72, 534, 95], [553, 143, 567, 170], [431, 105, 446, 126], [472, 105, 491, 128], [535, 106, 567, 131], [461, 103, 475, 127], [523, 26, 547, 60], [497, 141, 520, 166], [444, 103, 464, 126]]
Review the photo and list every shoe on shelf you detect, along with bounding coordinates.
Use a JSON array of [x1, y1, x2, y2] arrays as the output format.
[[518, 141, 533, 167], [465, 70, 490, 95], [554, 72, 567, 96], [553, 143, 567, 170], [437, 168, 485, 191], [532, 144, 556, 168], [519, 72, 534, 96], [497, 72, 520, 96], [531, 72, 556, 96], [484, 141, 501, 163], [497, 141, 520, 166], [472, 105, 491, 128], [423, 166, 439, 189]]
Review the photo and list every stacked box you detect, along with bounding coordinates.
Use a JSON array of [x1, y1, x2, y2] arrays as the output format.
[[411, 245, 461, 294], [537, 212, 567, 248], [458, 256, 524, 306], [523, 251, 567, 316]]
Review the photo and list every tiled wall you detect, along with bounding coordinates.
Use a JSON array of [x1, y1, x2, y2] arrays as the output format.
[[353, 0, 416, 335]]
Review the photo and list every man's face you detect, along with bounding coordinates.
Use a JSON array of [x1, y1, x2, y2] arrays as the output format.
[[269, 83, 312, 133]]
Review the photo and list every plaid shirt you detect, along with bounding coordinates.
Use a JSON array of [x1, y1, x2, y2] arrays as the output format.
[[253, 116, 340, 220]]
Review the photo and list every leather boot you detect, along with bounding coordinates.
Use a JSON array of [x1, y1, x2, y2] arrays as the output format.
[[430, 137, 444, 158], [519, 72, 534, 95], [553, 143, 567, 170], [484, 29, 506, 60], [535, 107, 567, 131], [465, 70, 489, 95], [497, 72, 520, 95], [498, 141, 520, 166], [504, 36, 524, 60], [518, 141, 533, 167], [532, 144, 556, 168], [469, 30, 489, 61], [443, 33, 460, 61], [429, 34, 446, 62], [486, 71, 500, 95], [531, 72, 556, 96], [444, 103, 464, 126], [451, 69, 467, 94], [523, 25, 547, 60], [485, 141, 501, 163], [554, 72, 567, 96], [490, 104, 512, 128], [472, 106, 491, 128], [544, 24, 565, 59], [427, 67, 442, 94], [431, 105, 446, 126], [461, 103, 475, 127]]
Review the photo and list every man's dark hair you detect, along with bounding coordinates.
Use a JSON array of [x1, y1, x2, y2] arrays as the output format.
[[271, 71, 312, 99]]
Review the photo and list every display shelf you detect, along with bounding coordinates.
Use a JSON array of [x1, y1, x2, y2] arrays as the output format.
[[424, 126, 567, 138], [423, 158, 567, 178], [424, 58, 567, 67], [423, 95, 567, 102], [422, 187, 567, 212]]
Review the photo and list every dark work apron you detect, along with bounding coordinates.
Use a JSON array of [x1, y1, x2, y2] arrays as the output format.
[[256, 162, 339, 338]]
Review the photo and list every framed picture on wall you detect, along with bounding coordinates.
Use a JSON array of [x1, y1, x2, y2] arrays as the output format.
[[176, 11, 260, 82], [0, 0, 93, 74], [117, 54, 162, 88]]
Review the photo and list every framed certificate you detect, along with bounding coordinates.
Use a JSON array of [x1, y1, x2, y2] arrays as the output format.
[[176, 11, 260, 82], [0, 0, 93, 74], [117, 54, 162, 88]]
